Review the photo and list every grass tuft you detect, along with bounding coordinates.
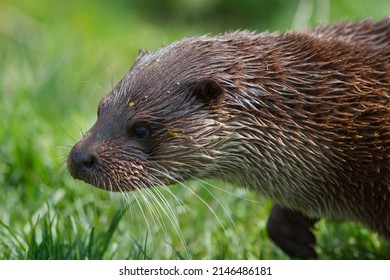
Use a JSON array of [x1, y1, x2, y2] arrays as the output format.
[[0, 203, 129, 260]]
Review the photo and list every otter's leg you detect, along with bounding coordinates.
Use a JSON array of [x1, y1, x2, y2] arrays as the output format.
[[267, 204, 319, 259]]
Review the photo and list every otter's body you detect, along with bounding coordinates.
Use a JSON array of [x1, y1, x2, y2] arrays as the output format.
[[68, 18, 390, 258]]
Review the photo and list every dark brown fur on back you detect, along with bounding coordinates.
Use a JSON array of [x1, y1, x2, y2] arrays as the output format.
[[68, 18, 390, 248]]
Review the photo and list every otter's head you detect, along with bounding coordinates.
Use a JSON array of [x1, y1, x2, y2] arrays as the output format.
[[67, 36, 240, 192]]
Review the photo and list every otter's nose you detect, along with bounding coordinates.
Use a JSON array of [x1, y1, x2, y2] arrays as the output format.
[[67, 147, 97, 181]]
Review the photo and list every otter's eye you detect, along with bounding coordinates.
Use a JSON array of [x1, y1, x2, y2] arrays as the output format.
[[133, 125, 150, 140]]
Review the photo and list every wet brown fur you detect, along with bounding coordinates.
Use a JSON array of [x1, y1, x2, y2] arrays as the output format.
[[68, 18, 390, 249]]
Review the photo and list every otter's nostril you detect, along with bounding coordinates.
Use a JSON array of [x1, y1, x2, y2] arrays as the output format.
[[83, 155, 96, 169]]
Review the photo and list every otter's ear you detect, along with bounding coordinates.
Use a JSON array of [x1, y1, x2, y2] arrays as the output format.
[[190, 79, 224, 105]]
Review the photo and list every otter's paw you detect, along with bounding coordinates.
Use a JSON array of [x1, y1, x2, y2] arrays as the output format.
[[267, 204, 319, 259]]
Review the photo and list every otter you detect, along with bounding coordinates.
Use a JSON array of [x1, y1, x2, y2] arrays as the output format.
[[67, 18, 390, 259]]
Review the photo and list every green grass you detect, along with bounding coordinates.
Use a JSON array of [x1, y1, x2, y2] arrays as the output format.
[[0, 0, 389, 260]]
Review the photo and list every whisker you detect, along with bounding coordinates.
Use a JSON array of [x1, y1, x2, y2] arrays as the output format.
[[147, 170, 189, 213], [120, 190, 138, 225], [194, 178, 246, 257], [139, 187, 168, 235], [143, 175, 191, 258], [132, 191, 152, 236], [150, 168, 228, 237], [198, 179, 262, 204]]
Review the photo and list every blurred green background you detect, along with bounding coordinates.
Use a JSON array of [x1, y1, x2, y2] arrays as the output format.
[[0, 0, 389, 259]]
